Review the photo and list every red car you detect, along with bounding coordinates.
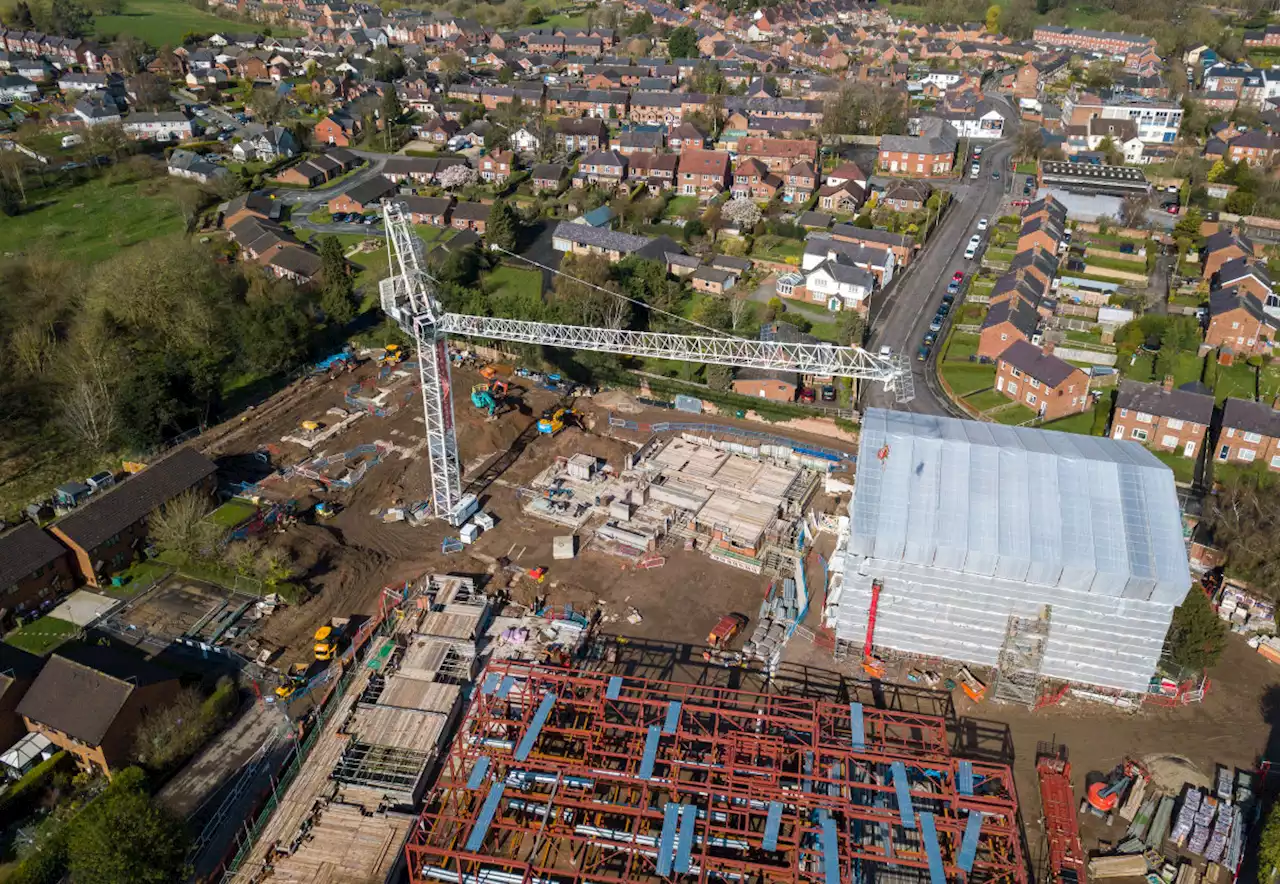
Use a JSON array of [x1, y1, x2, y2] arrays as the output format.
[[799, 388, 817, 403], [1166, 204, 1180, 215], [952, 271, 964, 282]]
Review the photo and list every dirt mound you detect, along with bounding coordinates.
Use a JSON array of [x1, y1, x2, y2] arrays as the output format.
[[1141, 754, 1212, 792], [503, 426, 636, 483], [592, 389, 644, 414]]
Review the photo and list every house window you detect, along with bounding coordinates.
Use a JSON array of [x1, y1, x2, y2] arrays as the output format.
[[1271, 454, 1280, 469], [1135, 412, 1152, 424], [1240, 448, 1257, 462], [1166, 418, 1184, 431], [1120, 408, 1128, 417], [1010, 368, 1022, 378], [1008, 381, 1018, 395], [1226, 427, 1236, 437], [1244, 431, 1263, 444], [1131, 428, 1148, 442], [1161, 435, 1178, 448], [1026, 393, 1038, 406], [1028, 378, 1040, 389]]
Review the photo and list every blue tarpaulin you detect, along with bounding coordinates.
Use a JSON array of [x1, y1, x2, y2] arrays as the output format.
[[638, 725, 662, 779], [892, 761, 916, 829], [514, 693, 556, 762], [918, 812, 946, 884], [465, 783, 506, 852]]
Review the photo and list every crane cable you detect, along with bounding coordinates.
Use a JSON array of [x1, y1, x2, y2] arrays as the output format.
[[488, 243, 752, 343]]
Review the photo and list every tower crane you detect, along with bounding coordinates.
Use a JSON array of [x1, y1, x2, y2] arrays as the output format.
[[377, 198, 914, 520]]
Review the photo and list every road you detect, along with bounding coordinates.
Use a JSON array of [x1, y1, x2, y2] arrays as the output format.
[[862, 138, 1017, 416]]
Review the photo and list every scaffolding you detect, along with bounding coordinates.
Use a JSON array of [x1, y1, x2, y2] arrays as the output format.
[[989, 608, 1051, 707], [406, 661, 1027, 884]]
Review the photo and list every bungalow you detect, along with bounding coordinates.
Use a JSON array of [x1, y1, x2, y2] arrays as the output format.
[[18, 644, 181, 776], [552, 221, 650, 261], [267, 246, 324, 285], [879, 179, 932, 212], [328, 175, 397, 215], [690, 265, 739, 294], [817, 181, 864, 214], [168, 149, 230, 185], [993, 340, 1090, 420], [48, 448, 217, 587], [399, 195, 454, 226], [451, 201, 491, 233]]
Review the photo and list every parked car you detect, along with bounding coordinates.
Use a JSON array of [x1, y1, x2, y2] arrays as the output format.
[[947, 280, 960, 294], [929, 315, 944, 332], [820, 384, 836, 402], [799, 387, 816, 403], [917, 344, 930, 361], [879, 345, 892, 358], [991, 170, 1000, 180], [952, 271, 964, 282], [941, 293, 955, 305], [977, 217, 988, 230], [924, 332, 937, 347]]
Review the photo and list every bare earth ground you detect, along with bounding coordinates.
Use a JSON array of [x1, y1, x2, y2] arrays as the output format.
[[185, 357, 1280, 871]]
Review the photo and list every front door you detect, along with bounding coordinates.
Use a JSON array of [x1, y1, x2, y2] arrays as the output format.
[[1184, 441, 1196, 457]]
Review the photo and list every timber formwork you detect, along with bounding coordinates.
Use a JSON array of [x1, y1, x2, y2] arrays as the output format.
[[406, 661, 1027, 884]]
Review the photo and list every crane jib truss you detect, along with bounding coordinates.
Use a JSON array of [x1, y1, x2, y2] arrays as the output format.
[[377, 198, 914, 519]]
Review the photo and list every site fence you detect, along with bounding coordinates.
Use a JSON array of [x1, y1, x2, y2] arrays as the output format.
[[607, 413, 856, 463]]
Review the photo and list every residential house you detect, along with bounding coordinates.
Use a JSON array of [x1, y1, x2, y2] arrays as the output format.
[[556, 117, 609, 153], [628, 152, 678, 193], [18, 644, 181, 776], [231, 125, 299, 162], [422, 116, 460, 144], [552, 221, 651, 261], [48, 448, 217, 587], [1205, 288, 1277, 356], [531, 162, 568, 192], [879, 179, 932, 212], [267, 247, 323, 285], [730, 322, 826, 402], [1217, 397, 1280, 469], [274, 154, 341, 187], [828, 223, 914, 270], [690, 265, 739, 294], [511, 126, 540, 153], [734, 136, 819, 174], [784, 161, 817, 204], [327, 175, 396, 214], [802, 255, 875, 313], [1227, 130, 1280, 167], [1214, 257, 1276, 313], [731, 157, 782, 202], [817, 181, 864, 213], [0, 524, 73, 625], [677, 149, 731, 200], [478, 149, 514, 183], [222, 191, 282, 229], [1111, 377, 1214, 459], [801, 237, 897, 287], [878, 118, 957, 177], [667, 122, 706, 151], [617, 129, 664, 156], [1201, 228, 1255, 282], [574, 149, 627, 188], [993, 340, 1090, 420], [1032, 25, 1156, 58], [122, 111, 196, 141], [315, 111, 359, 146], [450, 202, 491, 233], [399, 195, 453, 226], [168, 149, 230, 185], [978, 297, 1041, 359], [0, 646, 41, 751]]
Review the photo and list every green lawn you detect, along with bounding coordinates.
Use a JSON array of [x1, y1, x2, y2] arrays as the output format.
[[940, 362, 996, 397], [3, 175, 192, 264], [943, 331, 980, 362], [5, 616, 78, 656], [1041, 410, 1098, 436], [964, 389, 1011, 411], [485, 264, 543, 300], [1212, 362, 1258, 404], [663, 196, 699, 219], [1153, 449, 1196, 485], [991, 403, 1037, 425], [1084, 255, 1147, 274], [1015, 161, 1038, 175], [207, 498, 259, 529], [95, 0, 293, 43], [984, 247, 1016, 264], [354, 247, 391, 310], [540, 11, 588, 27]]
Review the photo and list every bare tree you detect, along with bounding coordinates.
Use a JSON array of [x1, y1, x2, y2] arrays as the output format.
[[0, 150, 28, 204], [1120, 195, 1148, 230], [148, 490, 216, 557], [58, 332, 122, 453], [727, 295, 752, 331], [255, 545, 298, 587]]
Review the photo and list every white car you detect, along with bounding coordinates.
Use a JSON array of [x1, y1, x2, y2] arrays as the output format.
[[968, 234, 982, 247], [879, 345, 892, 359], [977, 217, 988, 230]]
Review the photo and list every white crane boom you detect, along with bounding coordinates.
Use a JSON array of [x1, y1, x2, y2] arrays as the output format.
[[439, 314, 906, 383], [376, 198, 913, 519]]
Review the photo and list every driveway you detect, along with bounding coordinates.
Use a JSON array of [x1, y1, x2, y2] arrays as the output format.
[[862, 138, 1016, 417]]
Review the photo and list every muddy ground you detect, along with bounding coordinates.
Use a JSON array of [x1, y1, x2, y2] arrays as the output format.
[[187, 355, 1280, 873]]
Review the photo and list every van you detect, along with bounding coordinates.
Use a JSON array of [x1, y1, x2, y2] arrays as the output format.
[[61, 134, 83, 149]]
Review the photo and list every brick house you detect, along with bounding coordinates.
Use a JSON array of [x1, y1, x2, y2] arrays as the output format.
[[1205, 289, 1277, 356], [18, 644, 181, 776], [555, 117, 608, 152], [732, 367, 799, 402], [677, 149, 731, 200], [978, 297, 1040, 359], [1201, 229, 1254, 282], [552, 222, 651, 261], [479, 149, 514, 183], [1227, 130, 1280, 167], [48, 449, 217, 587], [828, 224, 915, 270], [690, 265, 739, 294], [734, 136, 819, 174], [817, 182, 864, 213], [1213, 257, 1274, 305], [531, 162, 568, 192], [1217, 397, 1280, 469], [0, 524, 73, 624], [1110, 378, 1214, 459], [879, 179, 932, 212], [400, 195, 454, 226], [0, 646, 41, 751], [450, 202, 492, 233], [731, 158, 781, 202], [327, 175, 397, 215], [877, 119, 956, 177], [785, 161, 817, 204], [574, 149, 627, 188], [993, 341, 1091, 420]]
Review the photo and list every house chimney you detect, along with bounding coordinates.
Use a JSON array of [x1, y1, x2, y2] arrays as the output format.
[[1161, 374, 1174, 392]]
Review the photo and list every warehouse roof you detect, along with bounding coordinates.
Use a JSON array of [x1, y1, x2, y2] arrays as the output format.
[[849, 408, 1189, 604]]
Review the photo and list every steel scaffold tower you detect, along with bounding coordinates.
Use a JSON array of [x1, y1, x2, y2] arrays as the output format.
[[378, 200, 914, 519], [405, 660, 1028, 884]]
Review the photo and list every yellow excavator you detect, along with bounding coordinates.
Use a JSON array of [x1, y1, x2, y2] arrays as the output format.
[[538, 407, 578, 435], [274, 663, 310, 701]]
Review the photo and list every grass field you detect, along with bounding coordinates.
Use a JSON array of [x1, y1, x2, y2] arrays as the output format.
[[94, 0, 243, 43], [1041, 410, 1098, 436], [207, 497, 258, 529], [5, 616, 78, 656], [1153, 449, 1196, 485], [485, 264, 543, 300], [940, 363, 996, 397], [2, 174, 191, 264]]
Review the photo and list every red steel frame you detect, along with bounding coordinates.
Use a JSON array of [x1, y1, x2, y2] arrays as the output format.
[[1035, 757, 1087, 884], [407, 660, 1027, 884]]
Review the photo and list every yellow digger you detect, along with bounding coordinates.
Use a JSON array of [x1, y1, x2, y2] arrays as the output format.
[[379, 344, 406, 367], [538, 407, 578, 435], [274, 663, 310, 701]]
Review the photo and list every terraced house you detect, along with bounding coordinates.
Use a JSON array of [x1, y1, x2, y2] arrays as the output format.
[[1217, 397, 1280, 469], [1110, 378, 1214, 459]]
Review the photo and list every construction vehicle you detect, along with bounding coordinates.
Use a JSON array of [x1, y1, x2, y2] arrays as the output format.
[[314, 500, 339, 520], [703, 614, 748, 662], [275, 663, 311, 701], [1083, 759, 1144, 819], [378, 344, 406, 366], [538, 407, 578, 435], [1036, 747, 1088, 884], [470, 380, 509, 419], [314, 617, 350, 661]]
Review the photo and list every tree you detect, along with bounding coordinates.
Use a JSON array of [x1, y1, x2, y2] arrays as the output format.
[[129, 72, 171, 111], [148, 490, 217, 558], [0, 181, 18, 217], [722, 197, 763, 231], [626, 10, 653, 34], [1259, 801, 1280, 882], [12, 0, 35, 28], [1164, 588, 1227, 673], [1095, 135, 1121, 166], [554, 253, 629, 329], [837, 310, 866, 347], [692, 295, 732, 332], [486, 200, 520, 252], [984, 3, 1000, 32], [58, 330, 121, 453], [1015, 121, 1042, 160], [667, 25, 697, 60], [49, 0, 92, 36], [380, 86, 402, 151], [371, 45, 405, 81], [255, 545, 298, 587], [1119, 195, 1148, 230], [318, 235, 355, 326], [524, 5, 544, 23], [1205, 465, 1280, 598], [67, 767, 189, 884], [1226, 190, 1257, 215], [498, 65, 514, 84], [853, 213, 874, 229], [706, 363, 733, 391], [438, 163, 477, 190], [438, 53, 465, 89]]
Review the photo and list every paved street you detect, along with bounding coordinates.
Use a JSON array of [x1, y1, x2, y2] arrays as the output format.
[[862, 139, 1016, 416]]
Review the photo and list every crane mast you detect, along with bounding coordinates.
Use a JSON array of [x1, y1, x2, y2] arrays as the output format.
[[378, 199, 913, 519]]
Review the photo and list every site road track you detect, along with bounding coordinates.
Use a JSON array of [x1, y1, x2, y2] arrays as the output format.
[[864, 139, 1015, 417]]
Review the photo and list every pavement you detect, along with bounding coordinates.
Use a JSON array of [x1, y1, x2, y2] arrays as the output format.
[[862, 138, 1017, 417]]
